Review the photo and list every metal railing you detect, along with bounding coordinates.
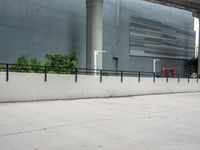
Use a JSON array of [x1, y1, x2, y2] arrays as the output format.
[[0, 63, 199, 83]]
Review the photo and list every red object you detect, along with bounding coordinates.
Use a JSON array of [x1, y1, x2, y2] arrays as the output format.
[[162, 68, 176, 78]]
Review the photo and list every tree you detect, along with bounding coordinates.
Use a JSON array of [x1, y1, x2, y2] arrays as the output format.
[[186, 57, 198, 74]]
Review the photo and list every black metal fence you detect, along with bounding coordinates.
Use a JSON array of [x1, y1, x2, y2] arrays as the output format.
[[0, 63, 199, 83]]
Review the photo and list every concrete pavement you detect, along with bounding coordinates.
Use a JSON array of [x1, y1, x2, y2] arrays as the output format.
[[0, 92, 200, 150]]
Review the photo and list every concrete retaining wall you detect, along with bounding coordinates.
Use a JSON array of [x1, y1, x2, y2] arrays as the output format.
[[0, 72, 200, 102]]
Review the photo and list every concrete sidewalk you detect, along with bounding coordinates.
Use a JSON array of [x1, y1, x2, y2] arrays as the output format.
[[0, 92, 200, 150]]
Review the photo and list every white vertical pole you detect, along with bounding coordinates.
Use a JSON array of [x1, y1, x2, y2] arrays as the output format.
[[153, 59, 160, 73]]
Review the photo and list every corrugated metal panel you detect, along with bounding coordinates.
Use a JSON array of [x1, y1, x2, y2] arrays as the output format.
[[129, 15, 195, 59]]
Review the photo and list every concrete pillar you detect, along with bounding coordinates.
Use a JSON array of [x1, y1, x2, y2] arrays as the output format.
[[193, 12, 200, 76], [198, 20, 200, 76], [86, 0, 103, 70]]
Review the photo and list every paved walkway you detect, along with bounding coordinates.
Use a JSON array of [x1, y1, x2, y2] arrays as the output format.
[[0, 92, 200, 150]]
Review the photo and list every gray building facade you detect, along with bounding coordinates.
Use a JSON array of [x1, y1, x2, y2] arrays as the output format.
[[0, 0, 195, 73]]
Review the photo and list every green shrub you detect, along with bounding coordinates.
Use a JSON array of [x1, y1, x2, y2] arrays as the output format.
[[30, 58, 43, 73], [11, 55, 32, 72], [11, 55, 44, 73], [44, 52, 78, 74], [10, 52, 78, 74], [0, 64, 4, 72]]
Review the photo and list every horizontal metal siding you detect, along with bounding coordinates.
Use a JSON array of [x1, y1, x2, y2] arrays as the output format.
[[129, 15, 195, 59]]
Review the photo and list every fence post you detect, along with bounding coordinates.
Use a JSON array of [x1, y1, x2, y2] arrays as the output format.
[[188, 74, 190, 83], [121, 71, 123, 83], [6, 64, 9, 82], [177, 73, 180, 83], [138, 72, 141, 83], [100, 70, 103, 83], [44, 66, 47, 82], [153, 72, 156, 83], [197, 74, 199, 83], [75, 68, 78, 82], [166, 75, 168, 83]]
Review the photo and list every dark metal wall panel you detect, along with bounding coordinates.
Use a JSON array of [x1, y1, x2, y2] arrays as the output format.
[[129, 15, 195, 59]]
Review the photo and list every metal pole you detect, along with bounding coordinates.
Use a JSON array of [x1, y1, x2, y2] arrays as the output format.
[[166, 75, 168, 83], [177, 73, 180, 83], [121, 71, 123, 83], [75, 68, 78, 82], [153, 59, 160, 73], [138, 72, 141, 83], [100, 70, 103, 83], [6, 64, 9, 82], [44, 66, 47, 82], [153, 72, 156, 83]]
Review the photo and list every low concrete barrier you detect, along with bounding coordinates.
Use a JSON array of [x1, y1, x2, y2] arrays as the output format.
[[0, 72, 200, 102]]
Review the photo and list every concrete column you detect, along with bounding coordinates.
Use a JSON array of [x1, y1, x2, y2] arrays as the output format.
[[198, 20, 200, 76], [86, 0, 103, 70], [193, 12, 200, 76]]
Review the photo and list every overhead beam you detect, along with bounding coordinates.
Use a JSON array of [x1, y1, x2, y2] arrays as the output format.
[[145, 0, 200, 12]]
